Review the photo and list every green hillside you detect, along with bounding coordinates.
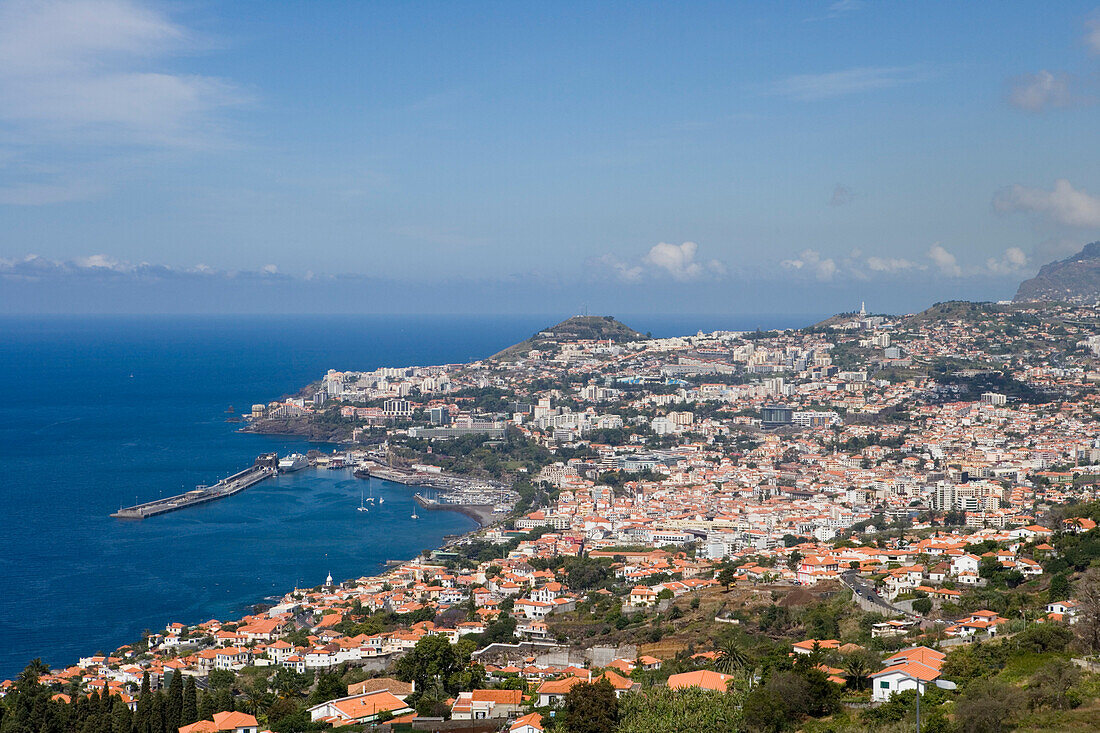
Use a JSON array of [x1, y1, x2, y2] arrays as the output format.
[[491, 315, 646, 360]]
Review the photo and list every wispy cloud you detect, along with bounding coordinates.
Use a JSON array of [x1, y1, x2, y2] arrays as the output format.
[[865, 256, 919, 273], [781, 249, 838, 281], [0, 0, 244, 147], [0, 0, 246, 205], [1007, 70, 1073, 111], [993, 179, 1100, 228], [0, 254, 288, 281], [769, 65, 928, 101], [1087, 16, 1100, 55], [805, 0, 863, 23]]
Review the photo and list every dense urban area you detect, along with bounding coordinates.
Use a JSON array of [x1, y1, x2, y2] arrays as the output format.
[[9, 300, 1100, 733]]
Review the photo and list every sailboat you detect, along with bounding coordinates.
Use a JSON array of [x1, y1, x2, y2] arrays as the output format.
[[357, 490, 369, 513], [410, 509, 419, 519]]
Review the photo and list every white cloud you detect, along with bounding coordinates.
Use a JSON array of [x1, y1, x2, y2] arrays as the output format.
[[993, 179, 1100, 228], [866, 256, 919, 273], [769, 65, 927, 101], [595, 242, 726, 283], [0, 0, 243, 147], [642, 241, 726, 281], [829, 184, 854, 207], [928, 244, 962, 277], [1087, 17, 1100, 55], [593, 254, 644, 283], [1007, 70, 1072, 111], [986, 247, 1029, 275], [781, 249, 838, 281]]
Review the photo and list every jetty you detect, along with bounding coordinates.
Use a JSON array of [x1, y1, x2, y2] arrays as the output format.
[[413, 492, 496, 527], [111, 454, 279, 519]]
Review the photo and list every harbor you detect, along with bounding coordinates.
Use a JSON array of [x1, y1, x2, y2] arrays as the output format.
[[110, 453, 279, 519]]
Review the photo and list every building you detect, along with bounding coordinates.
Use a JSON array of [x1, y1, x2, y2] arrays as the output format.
[[178, 712, 259, 733], [870, 647, 945, 702], [762, 405, 794, 427], [307, 690, 413, 725]]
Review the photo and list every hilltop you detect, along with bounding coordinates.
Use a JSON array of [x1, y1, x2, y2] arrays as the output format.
[[1015, 241, 1100, 304], [491, 315, 646, 360]]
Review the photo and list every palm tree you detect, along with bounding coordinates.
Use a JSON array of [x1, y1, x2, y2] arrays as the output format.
[[844, 655, 870, 691], [714, 639, 749, 674], [18, 658, 50, 685]]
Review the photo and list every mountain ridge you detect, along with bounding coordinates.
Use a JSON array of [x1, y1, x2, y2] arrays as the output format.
[[1015, 241, 1100, 304]]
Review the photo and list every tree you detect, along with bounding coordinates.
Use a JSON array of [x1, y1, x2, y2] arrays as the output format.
[[714, 638, 749, 674], [394, 635, 463, 697], [309, 672, 347, 706], [165, 670, 184, 732], [1049, 572, 1072, 603], [844, 655, 870, 691], [182, 676, 199, 725], [1074, 567, 1100, 654], [1028, 659, 1081, 711], [912, 597, 933, 615], [718, 567, 735, 591], [561, 678, 619, 733], [955, 681, 1017, 733], [616, 687, 742, 733]]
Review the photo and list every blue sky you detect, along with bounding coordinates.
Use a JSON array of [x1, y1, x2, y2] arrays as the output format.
[[2, 0, 1100, 314]]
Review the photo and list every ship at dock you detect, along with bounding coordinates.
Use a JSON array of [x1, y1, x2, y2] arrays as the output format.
[[277, 453, 309, 473]]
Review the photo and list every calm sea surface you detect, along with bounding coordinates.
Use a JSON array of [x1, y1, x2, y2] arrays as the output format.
[[0, 313, 816, 679]]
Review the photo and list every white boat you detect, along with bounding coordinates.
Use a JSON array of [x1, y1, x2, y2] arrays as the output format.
[[411, 511, 419, 519], [278, 453, 309, 473], [357, 491, 368, 513]]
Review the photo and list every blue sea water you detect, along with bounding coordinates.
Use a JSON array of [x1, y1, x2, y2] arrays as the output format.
[[0, 312, 817, 679]]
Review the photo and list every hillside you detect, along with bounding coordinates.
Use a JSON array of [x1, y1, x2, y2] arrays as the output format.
[[1015, 241, 1100, 304], [491, 315, 645, 360]]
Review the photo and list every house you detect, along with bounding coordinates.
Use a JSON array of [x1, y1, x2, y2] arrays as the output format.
[[450, 689, 523, 720], [307, 690, 414, 724], [1046, 600, 1080, 624], [347, 678, 414, 699], [511, 712, 545, 733], [178, 711, 259, 733], [1063, 517, 1097, 534], [871, 660, 941, 702], [627, 586, 658, 607], [950, 554, 980, 577], [791, 639, 840, 655], [536, 677, 583, 707], [666, 670, 734, 692], [870, 647, 945, 702], [213, 647, 251, 670], [945, 610, 1007, 637]]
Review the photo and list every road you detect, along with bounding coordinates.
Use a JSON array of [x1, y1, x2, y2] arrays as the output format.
[[841, 571, 916, 618]]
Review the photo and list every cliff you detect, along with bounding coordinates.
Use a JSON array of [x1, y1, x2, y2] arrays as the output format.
[[1015, 242, 1100, 304]]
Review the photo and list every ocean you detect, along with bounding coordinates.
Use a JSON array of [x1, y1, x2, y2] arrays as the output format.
[[0, 312, 817, 679]]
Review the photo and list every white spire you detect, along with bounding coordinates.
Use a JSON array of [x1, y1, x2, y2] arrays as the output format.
[[325, 571, 333, 587], [860, 301, 866, 316]]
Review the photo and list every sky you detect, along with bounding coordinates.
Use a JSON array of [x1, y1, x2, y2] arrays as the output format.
[[1, 0, 1100, 316]]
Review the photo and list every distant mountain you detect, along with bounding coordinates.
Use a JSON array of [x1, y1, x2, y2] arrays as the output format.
[[1015, 242, 1100, 304], [491, 315, 646, 360]]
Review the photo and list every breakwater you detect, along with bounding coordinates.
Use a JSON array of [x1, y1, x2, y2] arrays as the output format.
[[412, 492, 496, 526], [110, 454, 278, 519]]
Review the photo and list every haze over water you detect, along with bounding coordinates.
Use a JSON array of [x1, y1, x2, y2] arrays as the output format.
[[0, 313, 815, 679]]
